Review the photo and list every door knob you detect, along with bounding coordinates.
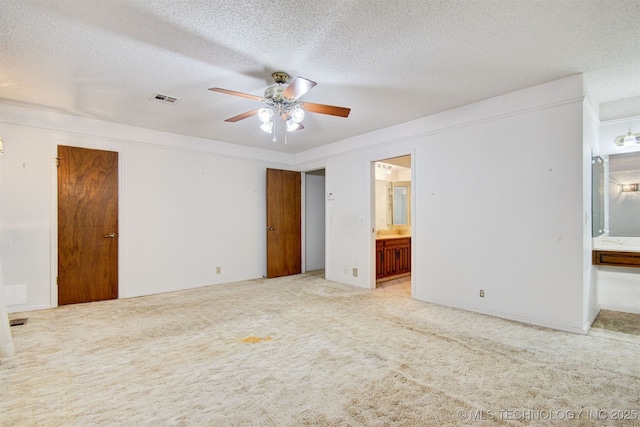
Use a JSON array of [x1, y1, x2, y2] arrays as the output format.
[[267, 227, 276, 231], [104, 232, 117, 238]]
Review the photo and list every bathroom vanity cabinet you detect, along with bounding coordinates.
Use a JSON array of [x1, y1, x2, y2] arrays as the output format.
[[376, 237, 411, 280]]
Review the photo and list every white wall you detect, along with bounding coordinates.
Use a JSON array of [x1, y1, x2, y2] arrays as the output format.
[[323, 152, 374, 288], [0, 157, 16, 357], [414, 102, 586, 332], [0, 106, 294, 312], [0, 125, 52, 310], [298, 75, 591, 332], [118, 142, 271, 297]]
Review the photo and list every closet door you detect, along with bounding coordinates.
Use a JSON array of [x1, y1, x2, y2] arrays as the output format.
[[58, 145, 118, 305], [266, 168, 301, 278]]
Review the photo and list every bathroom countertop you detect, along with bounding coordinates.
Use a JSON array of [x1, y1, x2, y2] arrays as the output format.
[[376, 235, 411, 240], [593, 237, 640, 252]]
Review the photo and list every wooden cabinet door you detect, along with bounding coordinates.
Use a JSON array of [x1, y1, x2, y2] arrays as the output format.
[[383, 245, 398, 276], [376, 242, 385, 279], [396, 243, 411, 274]]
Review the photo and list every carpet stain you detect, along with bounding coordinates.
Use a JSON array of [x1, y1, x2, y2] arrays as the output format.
[[241, 335, 273, 343]]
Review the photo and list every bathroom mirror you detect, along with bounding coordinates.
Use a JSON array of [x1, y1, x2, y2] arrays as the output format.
[[386, 181, 411, 225], [592, 156, 605, 237], [608, 151, 640, 237]]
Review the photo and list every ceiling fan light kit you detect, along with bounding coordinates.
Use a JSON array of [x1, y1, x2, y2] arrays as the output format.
[[291, 107, 305, 123], [259, 121, 273, 134], [209, 71, 350, 144]]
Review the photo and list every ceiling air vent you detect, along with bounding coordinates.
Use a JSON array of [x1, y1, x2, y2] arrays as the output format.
[[151, 93, 180, 104]]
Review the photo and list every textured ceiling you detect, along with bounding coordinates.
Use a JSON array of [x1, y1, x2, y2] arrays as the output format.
[[1, 0, 639, 154]]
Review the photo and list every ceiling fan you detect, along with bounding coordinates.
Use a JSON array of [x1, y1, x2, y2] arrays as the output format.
[[209, 72, 350, 143]]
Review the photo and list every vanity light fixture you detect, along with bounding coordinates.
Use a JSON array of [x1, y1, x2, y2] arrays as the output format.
[[376, 163, 392, 175], [621, 183, 639, 192], [614, 128, 640, 147]]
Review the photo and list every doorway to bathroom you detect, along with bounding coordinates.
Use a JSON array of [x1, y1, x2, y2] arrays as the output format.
[[373, 155, 412, 297]]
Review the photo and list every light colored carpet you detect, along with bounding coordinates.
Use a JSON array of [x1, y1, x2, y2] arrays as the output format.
[[1, 273, 639, 426]]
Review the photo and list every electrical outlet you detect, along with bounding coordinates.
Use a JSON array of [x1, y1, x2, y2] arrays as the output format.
[[352, 268, 358, 277], [344, 265, 348, 274], [216, 266, 222, 274], [479, 289, 485, 298]]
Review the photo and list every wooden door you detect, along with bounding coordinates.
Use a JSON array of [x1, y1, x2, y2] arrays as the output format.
[[58, 145, 118, 305], [266, 168, 301, 278]]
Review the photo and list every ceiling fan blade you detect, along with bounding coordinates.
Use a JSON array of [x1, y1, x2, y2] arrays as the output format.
[[281, 77, 317, 100], [301, 102, 351, 118], [209, 87, 265, 102], [225, 109, 260, 122]]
